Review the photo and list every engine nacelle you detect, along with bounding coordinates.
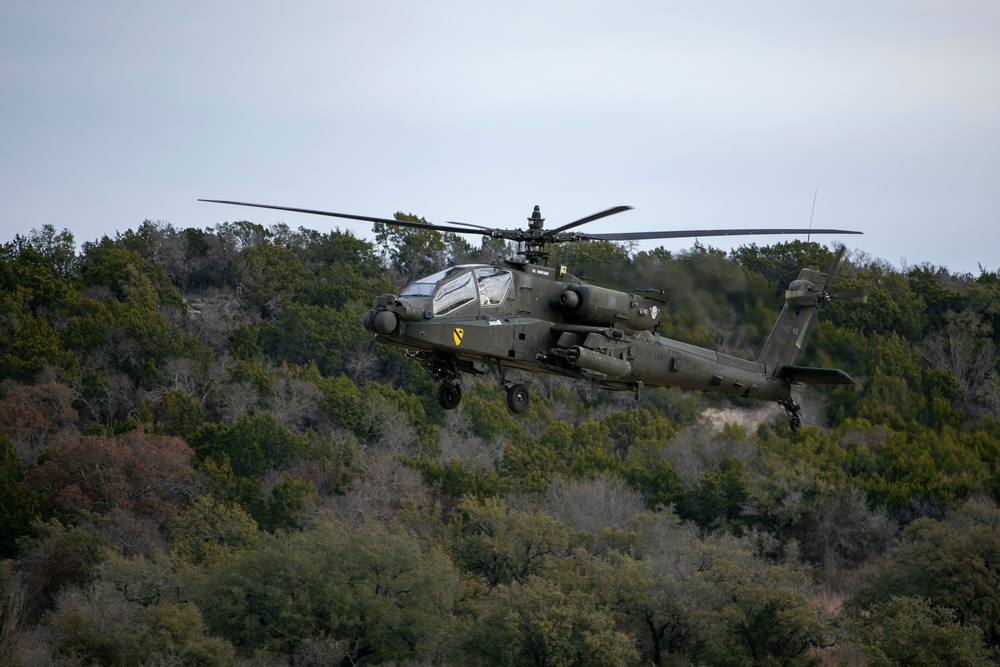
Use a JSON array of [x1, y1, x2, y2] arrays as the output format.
[[552, 285, 662, 331]]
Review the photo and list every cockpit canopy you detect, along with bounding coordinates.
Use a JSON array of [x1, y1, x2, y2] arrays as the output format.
[[400, 265, 513, 316]]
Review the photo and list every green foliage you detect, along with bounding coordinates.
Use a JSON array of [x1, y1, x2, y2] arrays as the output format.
[[0, 433, 39, 558], [5, 219, 1000, 662], [365, 381, 440, 454], [501, 419, 621, 492], [80, 239, 185, 310], [373, 213, 465, 286], [235, 242, 311, 316], [550, 239, 632, 283], [692, 564, 827, 666], [832, 263, 927, 340], [732, 241, 836, 294], [0, 312, 78, 382], [50, 567, 237, 667], [190, 517, 460, 663], [259, 302, 363, 375], [153, 388, 206, 439], [676, 457, 751, 530], [633, 244, 754, 345], [450, 496, 576, 586], [260, 473, 316, 532], [317, 373, 367, 432], [168, 495, 260, 564], [621, 453, 684, 510], [841, 596, 996, 667], [15, 515, 113, 616], [851, 499, 1000, 646], [402, 456, 508, 498], [837, 421, 988, 514], [190, 413, 317, 478], [465, 575, 639, 667]]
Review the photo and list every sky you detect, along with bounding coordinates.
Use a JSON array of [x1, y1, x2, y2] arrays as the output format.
[[2, 1, 998, 275]]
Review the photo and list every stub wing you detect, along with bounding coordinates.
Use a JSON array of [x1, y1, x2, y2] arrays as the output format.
[[778, 366, 856, 385]]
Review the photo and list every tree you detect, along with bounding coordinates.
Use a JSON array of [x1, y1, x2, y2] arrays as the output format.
[[0, 382, 78, 467], [572, 549, 694, 665], [235, 242, 310, 317], [464, 575, 638, 667], [0, 561, 35, 667], [923, 310, 1000, 416], [731, 241, 837, 296], [0, 434, 40, 558], [676, 457, 751, 530], [79, 239, 185, 310], [190, 412, 317, 478], [841, 596, 995, 667], [15, 516, 112, 618], [694, 565, 828, 666], [372, 213, 462, 287], [48, 565, 237, 667], [190, 517, 460, 663], [0, 313, 77, 383], [24, 429, 194, 526], [168, 495, 259, 564], [850, 498, 1000, 647], [450, 496, 575, 586], [539, 477, 646, 549]]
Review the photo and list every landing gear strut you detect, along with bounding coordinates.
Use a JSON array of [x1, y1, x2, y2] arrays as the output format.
[[483, 357, 531, 414], [780, 397, 802, 433]]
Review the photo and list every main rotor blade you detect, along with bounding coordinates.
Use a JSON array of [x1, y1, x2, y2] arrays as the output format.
[[198, 199, 487, 236], [582, 227, 863, 241], [442, 219, 496, 232], [833, 288, 868, 303], [547, 206, 634, 235]]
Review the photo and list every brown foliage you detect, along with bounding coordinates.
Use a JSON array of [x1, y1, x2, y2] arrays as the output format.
[[24, 429, 194, 525], [0, 382, 79, 467]]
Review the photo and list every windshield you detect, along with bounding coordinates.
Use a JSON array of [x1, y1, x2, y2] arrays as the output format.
[[400, 267, 466, 297], [475, 268, 512, 306], [400, 265, 511, 314], [433, 271, 477, 315]]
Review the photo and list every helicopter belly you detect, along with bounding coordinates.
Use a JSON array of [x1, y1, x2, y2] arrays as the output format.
[[392, 317, 552, 364]]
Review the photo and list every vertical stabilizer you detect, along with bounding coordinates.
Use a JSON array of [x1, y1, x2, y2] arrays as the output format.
[[757, 246, 853, 375], [757, 267, 826, 373]]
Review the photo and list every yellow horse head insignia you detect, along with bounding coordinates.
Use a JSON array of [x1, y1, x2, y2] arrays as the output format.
[[453, 328, 464, 346]]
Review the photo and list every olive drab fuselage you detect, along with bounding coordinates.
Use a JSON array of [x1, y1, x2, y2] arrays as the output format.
[[362, 260, 800, 414]]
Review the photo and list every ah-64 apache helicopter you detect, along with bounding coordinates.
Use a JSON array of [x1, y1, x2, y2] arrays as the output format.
[[201, 199, 864, 431]]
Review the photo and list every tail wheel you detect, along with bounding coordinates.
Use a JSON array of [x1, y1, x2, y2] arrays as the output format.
[[506, 383, 530, 414], [439, 383, 462, 410]]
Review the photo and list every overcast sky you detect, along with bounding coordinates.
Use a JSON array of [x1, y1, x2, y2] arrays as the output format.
[[3, 1, 998, 275]]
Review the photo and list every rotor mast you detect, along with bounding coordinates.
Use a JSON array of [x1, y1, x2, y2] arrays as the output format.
[[523, 205, 551, 264]]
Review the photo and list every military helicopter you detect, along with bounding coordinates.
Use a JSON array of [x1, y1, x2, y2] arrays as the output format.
[[200, 199, 863, 431]]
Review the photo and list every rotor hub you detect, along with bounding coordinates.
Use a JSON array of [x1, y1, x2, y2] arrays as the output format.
[[527, 205, 545, 230]]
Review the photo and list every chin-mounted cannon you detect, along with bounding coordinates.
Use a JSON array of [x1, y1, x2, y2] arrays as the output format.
[[551, 285, 664, 332]]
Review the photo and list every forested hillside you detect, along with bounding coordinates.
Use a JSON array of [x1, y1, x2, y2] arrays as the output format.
[[2, 218, 999, 666]]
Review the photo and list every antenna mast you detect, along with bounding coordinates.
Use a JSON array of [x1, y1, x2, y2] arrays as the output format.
[[807, 189, 818, 243]]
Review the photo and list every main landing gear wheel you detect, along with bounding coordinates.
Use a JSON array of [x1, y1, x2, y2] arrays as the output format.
[[439, 383, 462, 410], [506, 383, 530, 414]]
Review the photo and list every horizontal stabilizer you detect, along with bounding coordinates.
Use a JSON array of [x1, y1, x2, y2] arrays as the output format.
[[778, 366, 855, 385]]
